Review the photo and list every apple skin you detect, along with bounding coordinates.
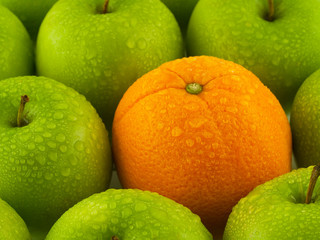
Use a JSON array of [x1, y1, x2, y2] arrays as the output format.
[[0, 197, 31, 240], [290, 68, 320, 167], [0, 76, 112, 236], [45, 189, 213, 240], [160, 0, 199, 36], [224, 166, 320, 239], [0, 0, 58, 41], [0, 5, 34, 79], [36, 0, 184, 133], [186, 0, 320, 112]]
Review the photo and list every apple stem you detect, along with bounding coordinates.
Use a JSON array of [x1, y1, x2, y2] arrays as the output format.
[[102, 0, 109, 14], [267, 0, 274, 21], [17, 95, 29, 127], [111, 236, 119, 240], [305, 163, 320, 204]]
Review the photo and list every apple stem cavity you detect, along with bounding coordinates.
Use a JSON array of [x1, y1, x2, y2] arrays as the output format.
[[17, 95, 29, 127], [102, 0, 109, 14], [305, 163, 320, 204], [111, 236, 120, 240], [267, 0, 274, 21]]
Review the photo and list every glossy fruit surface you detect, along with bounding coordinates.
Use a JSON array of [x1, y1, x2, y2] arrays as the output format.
[[0, 197, 31, 240], [112, 56, 292, 237], [36, 0, 184, 133], [0, 76, 112, 235], [0, 5, 34, 79], [224, 166, 320, 239], [0, 0, 58, 40], [291, 68, 320, 167], [187, 0, 320, 112], [45, 188, 213, 240]]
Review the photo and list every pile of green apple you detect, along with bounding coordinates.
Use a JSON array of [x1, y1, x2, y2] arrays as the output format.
[[1, 0, 320, 239]]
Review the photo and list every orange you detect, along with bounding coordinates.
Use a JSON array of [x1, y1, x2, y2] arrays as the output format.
[[112, 56, 292, 237]]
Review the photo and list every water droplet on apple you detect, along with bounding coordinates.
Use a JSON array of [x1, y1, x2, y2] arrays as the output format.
[[135, 220, 145, 228], [135, 202, 147, 212], [93, 68, 101, 77], [47, 122, 56, 129], [74, 140, 84, 152], [137, 38, 147, 49], [35, 135, 44, 143], [86, 49, 97, 60], [59, 145, 67, 153], [53, 112, 64, 120], [47, 141, 57, 149], [109, 202, 117, 209], [74, 108, 84, 116], [272, 57, 281, 66], [67, 114, 78, 122], [48, 151, 58, 161], [69, 157, 78, 166], [27, 142, 36, 150], [34, 154, 45, 165], [10, 144, 17, 150], [27, 159, 34, 165], [38, 145, 46, 152], [61, 168, 71, 177], [44, 172, 53, 181], [51, 93, 63, 101], [54, 103, 68, 110], [121, 208, 133, 218], [126, 38, 135, 48], [55, 133, 66, 143], [104, 69, 112, 77]]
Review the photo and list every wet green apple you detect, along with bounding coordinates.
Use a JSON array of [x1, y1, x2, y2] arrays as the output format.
[[224, 165, 320, 239], [36, 0, 184, 133], [0, 76, 112, 238], [45, 189, 213, 240], [291, 68, 320, 167], [0, 197, 31, 240], [187, 0, 320, 113], [0, 0, 58, 41], [0, 5, 34, 79]]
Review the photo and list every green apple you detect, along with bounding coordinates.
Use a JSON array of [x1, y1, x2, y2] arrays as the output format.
[[187, 0, 320, 112], [0, 76, 112, 237], [0, 0, 58, 41], [45, 188, 213, 239], [0, 197, 31, 240], [224, 164, 320, 239], [0, 5, 34, 79], [290, 68, 320, 167], [160, 0, 199, 36], [36, 0, 184, 133]]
